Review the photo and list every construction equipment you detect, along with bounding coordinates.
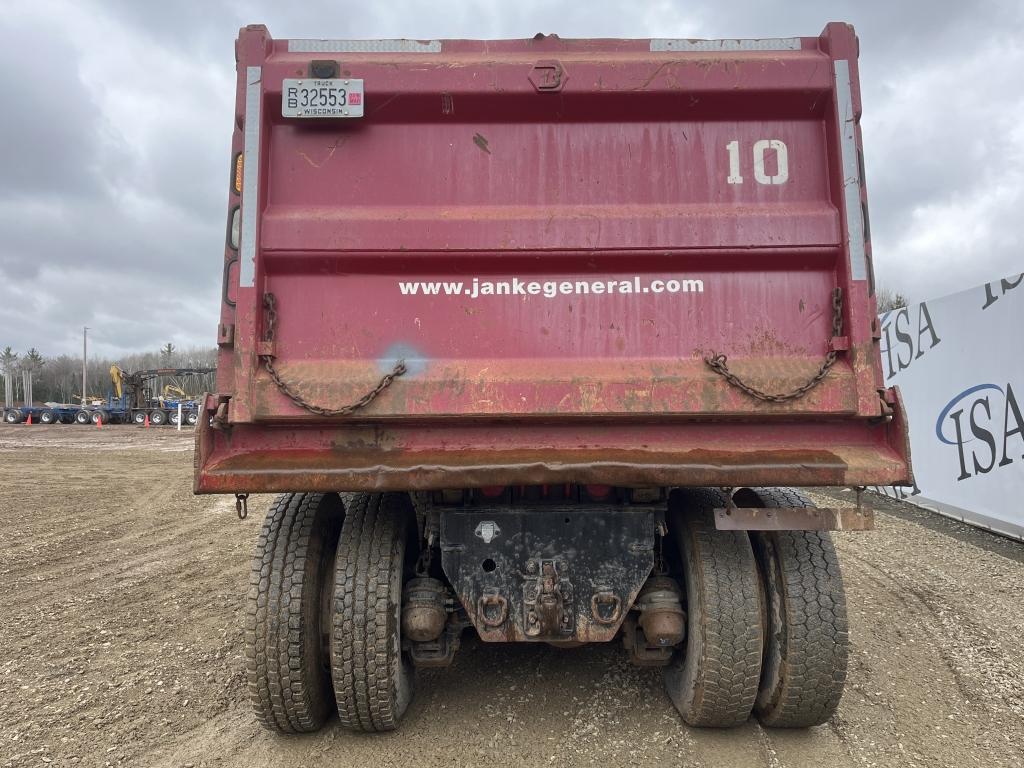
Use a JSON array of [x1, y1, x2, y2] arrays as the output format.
[[195, 23, 911, 735], [69, 366, 214, 426]]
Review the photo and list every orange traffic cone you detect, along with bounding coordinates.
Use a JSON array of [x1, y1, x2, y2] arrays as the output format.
[[96, 414, 102, 429], [144, 414, 150, 428], [25, 413, 32, 425]]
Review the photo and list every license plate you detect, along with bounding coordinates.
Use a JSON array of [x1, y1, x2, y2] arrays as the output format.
[[282, 78, 364, 118]]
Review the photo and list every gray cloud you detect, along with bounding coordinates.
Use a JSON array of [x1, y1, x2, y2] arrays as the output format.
[[0, 21, 109, 199], [0, 0, 1021, 358]]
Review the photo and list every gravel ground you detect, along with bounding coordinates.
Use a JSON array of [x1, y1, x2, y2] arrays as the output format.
[[1, 425, 1022, 767]]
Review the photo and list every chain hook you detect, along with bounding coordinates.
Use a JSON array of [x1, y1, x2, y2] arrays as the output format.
[[235, 493, 249, 520]]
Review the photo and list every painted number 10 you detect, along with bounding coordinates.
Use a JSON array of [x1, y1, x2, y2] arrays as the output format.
[[726, 139, 789, 185]]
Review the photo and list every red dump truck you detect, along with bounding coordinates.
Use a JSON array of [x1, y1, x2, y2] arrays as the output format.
[[195, 22, 912, 734]]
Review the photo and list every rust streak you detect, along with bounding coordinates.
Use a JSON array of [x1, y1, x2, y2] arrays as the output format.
[[297, 136, 347, 169]]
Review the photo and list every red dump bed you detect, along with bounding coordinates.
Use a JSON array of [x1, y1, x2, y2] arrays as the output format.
[[195, 22, 912, 493]]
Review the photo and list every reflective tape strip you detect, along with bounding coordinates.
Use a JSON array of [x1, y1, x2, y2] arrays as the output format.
[[834, 59, 868, 281], [239, 66, 261, 288], [287, 39, 442, 53], [650, 37, 800, 52]]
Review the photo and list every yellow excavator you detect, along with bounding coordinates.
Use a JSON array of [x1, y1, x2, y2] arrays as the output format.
[[160, 384, 191, 403]]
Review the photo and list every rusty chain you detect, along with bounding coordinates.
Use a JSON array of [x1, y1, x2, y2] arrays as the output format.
[[261, 293, 406, 417], [704, 287, 843, 403], [261, 287, 839, 412]]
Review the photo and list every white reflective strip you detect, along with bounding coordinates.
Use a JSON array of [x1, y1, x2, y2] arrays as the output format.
[[288, 39, 441, 53], [650, 37, 800, 52], [834, 60, 868, 281], [239, 66, 261, 288]]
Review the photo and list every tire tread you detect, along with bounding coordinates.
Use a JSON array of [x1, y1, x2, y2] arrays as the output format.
[[665, 488, 763, 727], [750, 487, 849, 727], [331, 492, 413, 732], [246, 492, 338, 733]]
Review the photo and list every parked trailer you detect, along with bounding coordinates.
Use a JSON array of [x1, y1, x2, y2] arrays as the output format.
[[2, 369, 210, 427], [195, 23, 912, 735], [2, 404, 80, 424]]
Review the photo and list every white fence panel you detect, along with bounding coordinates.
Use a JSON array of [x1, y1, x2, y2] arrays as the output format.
[[875, 274, 1024, 540]]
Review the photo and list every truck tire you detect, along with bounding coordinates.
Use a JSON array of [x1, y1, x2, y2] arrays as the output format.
[[75, 410, 91, 425], [39, 409, 56, 424], [331, 491, 417, 732], [247, 492, 345, 733], [90, 410, 109, 425], [4, 409, 23, 424], [663, 488, 763, 727], [149, 410, 167, 426], [169, 411, 180, 425], [133, 411, 147, 425], [742, 487, 849, 728], [186, 411, 199, 426]]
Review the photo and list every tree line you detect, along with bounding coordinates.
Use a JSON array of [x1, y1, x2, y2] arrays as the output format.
[[1, 343, 216, 407], [876, 287, 908, 313]]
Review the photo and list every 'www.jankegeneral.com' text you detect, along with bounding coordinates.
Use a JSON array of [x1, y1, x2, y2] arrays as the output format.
[[397, 276, 705, 299]]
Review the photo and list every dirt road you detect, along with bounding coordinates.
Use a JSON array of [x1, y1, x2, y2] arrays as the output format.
[[1, 425, 1022, 767]]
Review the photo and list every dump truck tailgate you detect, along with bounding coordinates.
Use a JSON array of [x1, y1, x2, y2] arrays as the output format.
[[196, 23, 912, 493]]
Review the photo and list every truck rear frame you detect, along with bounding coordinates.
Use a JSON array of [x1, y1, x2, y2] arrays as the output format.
[[197, 22, 911, 735]]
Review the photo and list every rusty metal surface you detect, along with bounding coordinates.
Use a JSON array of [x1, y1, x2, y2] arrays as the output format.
[[194, 396, 912, 493], [713, 506, 875, 531], [439, 506, 656, 642], [400, 577, 448, 642], [198, 23, 913, 494], [704, 287, 845, 403]]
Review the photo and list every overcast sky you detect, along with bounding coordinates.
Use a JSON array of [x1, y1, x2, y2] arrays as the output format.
[[1, 0, 1022, 357]]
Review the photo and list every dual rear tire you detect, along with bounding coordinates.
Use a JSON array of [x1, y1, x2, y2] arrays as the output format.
[[664, 487, 849, 728], [247, 491, 415, 734]]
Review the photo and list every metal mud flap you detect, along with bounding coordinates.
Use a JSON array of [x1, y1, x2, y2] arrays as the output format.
[[440, 507, 657, 642]]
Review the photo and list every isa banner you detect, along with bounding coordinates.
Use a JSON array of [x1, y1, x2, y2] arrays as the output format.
[[876, 274, 1024, 540]]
